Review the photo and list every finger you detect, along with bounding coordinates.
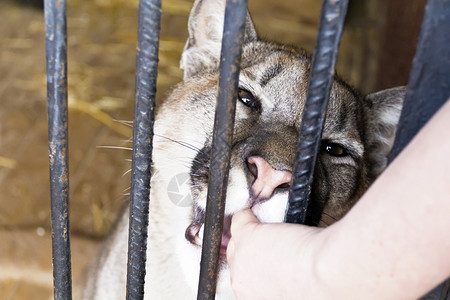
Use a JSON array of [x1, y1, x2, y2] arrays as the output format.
[[226, 238, 235, 263], [230, 209, 260, 237]]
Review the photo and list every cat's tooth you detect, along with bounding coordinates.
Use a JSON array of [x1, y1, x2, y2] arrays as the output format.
[[198, 224, 205, 241]]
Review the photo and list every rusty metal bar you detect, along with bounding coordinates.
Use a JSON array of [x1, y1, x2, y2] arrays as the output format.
[[44, 0, 72, 299], [196, 0, 248, 299], [387, 0, 450, 299], [125, 0, 161, 299], [284, 0, 349, 224]]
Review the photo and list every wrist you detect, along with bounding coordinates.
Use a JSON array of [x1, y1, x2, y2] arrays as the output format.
[[300, 225, 338, 299]]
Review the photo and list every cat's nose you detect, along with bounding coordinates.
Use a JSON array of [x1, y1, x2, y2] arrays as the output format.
[[247, 156, 292, 202]]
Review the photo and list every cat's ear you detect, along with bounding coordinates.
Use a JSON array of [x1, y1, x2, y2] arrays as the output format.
[[180, 0, 257, 79], [363, 86, 405, 180]]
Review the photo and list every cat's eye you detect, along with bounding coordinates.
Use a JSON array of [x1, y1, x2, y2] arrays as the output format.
[[321, 142, 348, 157], [238, 89, 261, 110]]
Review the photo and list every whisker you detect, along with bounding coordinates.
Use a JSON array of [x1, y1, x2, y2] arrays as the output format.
[[156, 155, 206, 167], [173, 136, 204, 148], [97, 145, 133, 151], [155, 134, 201, 153], [114, 119, 134, 127], [119, 138, 133, 143]]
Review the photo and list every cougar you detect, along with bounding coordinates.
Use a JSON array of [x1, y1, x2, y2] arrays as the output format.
[[82, 0, 405, 298]]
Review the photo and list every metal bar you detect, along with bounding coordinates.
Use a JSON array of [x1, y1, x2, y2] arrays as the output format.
[[284, 0, 349, 224], [196, 0, 248, 299], [125, 0, 161, 299], [44, 0, 72, 299], [386, 0, 450, 299]]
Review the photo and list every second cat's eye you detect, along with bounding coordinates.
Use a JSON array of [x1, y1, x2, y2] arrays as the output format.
[[321, 142, 348, 157], [238, 89, 261, 111]]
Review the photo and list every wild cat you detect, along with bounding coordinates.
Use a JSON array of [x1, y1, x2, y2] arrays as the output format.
[[82, 0, 405, 299]]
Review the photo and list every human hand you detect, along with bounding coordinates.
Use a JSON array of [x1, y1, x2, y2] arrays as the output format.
[[226, 101, 450, 300], [226, 209, 323, 300]]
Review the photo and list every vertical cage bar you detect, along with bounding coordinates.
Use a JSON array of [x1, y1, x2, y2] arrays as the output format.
[[44, 0, 72, 299], [126, 0, 161, 299], [196, 0, 248, 299], [387, 0, 450, 299], [284, 0, 349, 224]]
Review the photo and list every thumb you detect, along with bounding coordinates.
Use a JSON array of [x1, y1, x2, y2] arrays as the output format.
[[230, 209, 260, 238]]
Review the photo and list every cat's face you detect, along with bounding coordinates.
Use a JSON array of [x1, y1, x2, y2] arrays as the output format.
[[178, 40, 386, 254]]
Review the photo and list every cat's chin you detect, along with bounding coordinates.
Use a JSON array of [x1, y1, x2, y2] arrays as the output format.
[[185, 208, 232, 257]]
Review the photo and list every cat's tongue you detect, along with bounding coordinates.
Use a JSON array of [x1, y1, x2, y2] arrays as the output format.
[[198, 215, 232, 256]]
